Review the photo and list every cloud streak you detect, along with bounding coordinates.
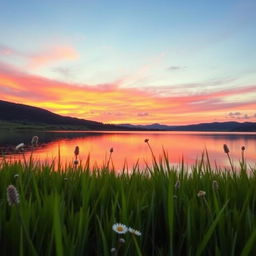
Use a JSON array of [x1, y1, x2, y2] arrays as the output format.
[[0, 44, 79, 69], [29, 46, 79, 68], [0, 63, 255, 125]]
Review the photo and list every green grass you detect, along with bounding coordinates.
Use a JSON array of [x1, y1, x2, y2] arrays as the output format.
[[0, 154, 256, 255]]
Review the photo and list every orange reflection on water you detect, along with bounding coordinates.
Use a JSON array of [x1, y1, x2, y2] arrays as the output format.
[[5, 131, 256, 171]]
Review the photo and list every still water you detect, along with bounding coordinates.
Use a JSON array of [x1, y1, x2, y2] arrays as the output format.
[[0, 130, 256, 170]]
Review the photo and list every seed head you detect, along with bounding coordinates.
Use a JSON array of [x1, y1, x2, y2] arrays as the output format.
[[175, 180, 180, 190], [241, 146, 245, 151], [110, 147, 114, 153], [15, 143, 25, 151], [197, 190, 206, 197], [119, 238, 126, 244], [31, 136, 39, 146], [14, 174, 19, 179], [144, 138, 149, 143], [74, 146, 79, 156], [110, 248, 116, 253], [7, 185, 20, 206], [74, 160, 79, 165], [212, 180, 219, 190], [223, 144, 229, 154]]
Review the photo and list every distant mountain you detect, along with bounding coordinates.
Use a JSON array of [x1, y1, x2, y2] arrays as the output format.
[[0, 100, 129, 130], [120, 121, 256, 132], [1, 100, 255, 131]]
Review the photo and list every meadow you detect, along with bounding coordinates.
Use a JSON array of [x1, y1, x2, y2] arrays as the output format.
[[0, 142, 256, 256]]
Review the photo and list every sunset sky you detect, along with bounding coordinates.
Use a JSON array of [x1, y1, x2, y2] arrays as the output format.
[[0, 0, 256, 125]]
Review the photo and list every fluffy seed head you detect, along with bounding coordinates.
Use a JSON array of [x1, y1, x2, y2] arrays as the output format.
[[110, 147, 114, 153], [241, 146, 245, 151], [31, 136, 39, 146], [74, 160, 79, 165], [7, 185, 20, 206], [144, 138, 149, 143], [197, 190, 206, 197], [15, 143, 24, 151], [74, 146, 79, 156], [112, 223, 128, 234], [223, 144, 229, 154], [14, 174, 19, 179], [110, 248, 116, 253]]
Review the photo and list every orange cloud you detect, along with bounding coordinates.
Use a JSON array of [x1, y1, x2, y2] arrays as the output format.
[[0, 63, 256, 125]]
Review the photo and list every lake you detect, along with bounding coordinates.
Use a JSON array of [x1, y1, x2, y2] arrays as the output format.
[[0, 130, 256, 170]]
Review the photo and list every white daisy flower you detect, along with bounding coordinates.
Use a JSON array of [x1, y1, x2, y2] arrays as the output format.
[[128, 227, 142, 236], [112, 223, 128, 234]]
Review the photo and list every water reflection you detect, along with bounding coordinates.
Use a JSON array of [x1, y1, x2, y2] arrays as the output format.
[[1, 130, 255, 170]]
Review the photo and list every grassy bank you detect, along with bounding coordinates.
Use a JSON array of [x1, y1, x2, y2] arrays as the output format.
[[0, 155, 256, 256]]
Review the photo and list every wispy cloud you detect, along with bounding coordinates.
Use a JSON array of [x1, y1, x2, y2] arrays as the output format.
[[0, 44, 79, 69], [227, 112, 255, 120], [0, 63, 255, 125], [167, 66, 185, 71], [29, 46, 79, 68]]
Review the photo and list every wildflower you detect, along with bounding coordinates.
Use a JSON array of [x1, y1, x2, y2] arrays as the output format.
[[175, 180, 180, 190], [144, 138, 149, 143], [110, 248, 116, 253], [223, 144, 229, 154], [14, 174, 19, 179], [31, 136, 39, 146], [7, 185, 20, 206], [241, 146, 245, 151], [15, 143, 24, 151], [212, 180, 219, 190], [197, 190, 206, 197], [112, 223, 128, 234], [74, 160, 79, 165], [74, 146, 79, 156], [128, 227, 142, 236], [119, 238, 125, 243], [110, 147, 114, 153]]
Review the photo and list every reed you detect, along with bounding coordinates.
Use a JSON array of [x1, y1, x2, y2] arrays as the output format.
[[0, 150, 256, 255]]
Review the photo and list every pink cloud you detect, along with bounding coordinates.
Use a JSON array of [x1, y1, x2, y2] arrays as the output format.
[[0, 44, 79, 69], [0, 63, 255, 125], [29, 46, 79, 68]]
